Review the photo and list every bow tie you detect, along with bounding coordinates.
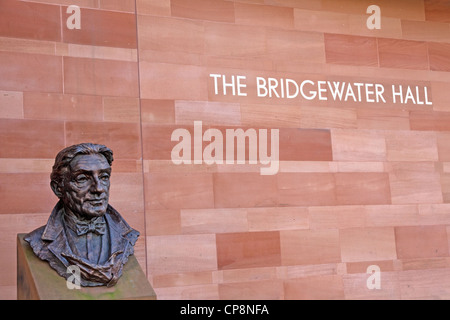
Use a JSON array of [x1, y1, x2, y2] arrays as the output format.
[[75, 217, 106, 236]]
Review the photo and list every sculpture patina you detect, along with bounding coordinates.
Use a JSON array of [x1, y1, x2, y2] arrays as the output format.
[[25, 143, 139, 287]]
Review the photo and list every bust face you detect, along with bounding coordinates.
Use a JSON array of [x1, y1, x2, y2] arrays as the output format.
[[61, 153, 111, 219]]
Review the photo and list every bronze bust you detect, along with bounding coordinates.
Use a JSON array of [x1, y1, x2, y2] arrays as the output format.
[[25, 143, 139, 287]]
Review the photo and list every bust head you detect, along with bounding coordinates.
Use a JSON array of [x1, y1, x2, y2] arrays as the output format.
[[25, 143, 140, 287], [50, 143, 114, 220]]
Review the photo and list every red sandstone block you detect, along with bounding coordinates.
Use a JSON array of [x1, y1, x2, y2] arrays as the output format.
[[388, 162, 443, 204], [108, 172, 145, 214], [385, 130, 438, 161], [276, 0, 321, 10], [240, 103, 302, 128], [277, 173, 336, 206], [280, 229, 341, 266], [235, 2, 294, 29], [439, 172, 450, 203], [277, 263, 340, 280], [152, 271, 213, 288], [139, 48, 205, 68], [141, 100, 175, 124], [309, 205, 365, 229], [399, 268, 450, 299], [429, 42, 450, 72], [0, 90, 23, 119], [150, 124, 332, 163], [103, 97, 140, 123], [147, 234, 217, 275], [430, 81, 450, 112], [175, 100, 241, 126], [247, 207, 309, 232], [340, 227, 397, 262], [294, 9, 350, 34], [356, 107, 410, 130], [65, 121, 141, 160], [136, 0, 171, 16], [63, 57, 139, 97], [321, 0, 425, 20], [447, 226, 450, 255], [139, 62, 207, 100], [145, 209, 181, 236], [23, 92, 103, 121], [419, 204, 450, 226], [300, 105, 357, 129], [335, 173, 391, 205], [334, 161, 384, 173], [138, 15, 205, 55], [219, 280, 283, 300], [410, 110, 450, 131], [343, 272, 401, 300], [399, 257, 450, 271], [0, 159, 53, 174], [0, 52, 62, 93], [437, 132, 450, 161], [395, 226, 449, 259], [346, 260, 396, 273], [181, 208, 248, 234], [155, 284, 219, 300], [0, 173, 56, 214], [171, 0, 235, 23], [206, 56, 273, 77], [0, 213, 49, 287], [141, 124, 183, 160], [365, 204, 420, 227], [378, 38, 429, 70], [20, 0, 98, 8], [348, 14, 403, 39], [145, 173, 214, 210], [213, 173, 278, 208], [324, 33, 378, 67], [0, 0, 60, 41], [0, 119, 65, 159], [280, 128, 333, 161], [204, 23, 266, 58], [216, 231, 281, 270], [331, 129, 386, 161], [425, 0, 450, 22], [402, 20, 450, 42], [107, 159, 142, 173], [284, 275, 345, 300], [62, 7, 137, 48], [99, 0, 135, 12], [221, 266, 278, 284]]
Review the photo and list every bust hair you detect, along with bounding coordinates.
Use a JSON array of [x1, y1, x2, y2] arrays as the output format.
[[50, 143, 114, 189]]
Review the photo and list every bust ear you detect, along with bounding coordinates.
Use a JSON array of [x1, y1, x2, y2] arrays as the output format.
[[50, 181, 63, 198]]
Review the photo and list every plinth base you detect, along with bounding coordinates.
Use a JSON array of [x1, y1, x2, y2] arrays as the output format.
[[17, 234, 157, 300]]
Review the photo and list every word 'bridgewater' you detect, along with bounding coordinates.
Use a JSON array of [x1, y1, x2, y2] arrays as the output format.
[[210, 74, 433, 105], [171, 121, 279, 175]]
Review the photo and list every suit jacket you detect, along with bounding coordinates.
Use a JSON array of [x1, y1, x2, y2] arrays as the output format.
[[25, 200, 140, 287]]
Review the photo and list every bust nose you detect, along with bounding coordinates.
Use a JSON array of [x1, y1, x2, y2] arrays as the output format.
[[90, 175, 107, 194]]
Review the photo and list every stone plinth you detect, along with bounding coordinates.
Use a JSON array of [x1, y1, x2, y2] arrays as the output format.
[[17, 234, 157, 300]]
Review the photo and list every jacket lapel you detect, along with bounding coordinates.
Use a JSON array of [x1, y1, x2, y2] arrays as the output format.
[[41, 201, 73, 269], [47, 230, 72, 269], [105, 205, 131, 256], [40, 203, 138, 267]]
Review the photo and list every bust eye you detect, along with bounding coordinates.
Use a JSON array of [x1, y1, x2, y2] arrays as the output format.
[[100, 173, 110, 181], [75, 175, 88, 183]]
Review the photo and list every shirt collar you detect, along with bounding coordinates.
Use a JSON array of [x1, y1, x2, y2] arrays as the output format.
[[41, 200, 134, 241]]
